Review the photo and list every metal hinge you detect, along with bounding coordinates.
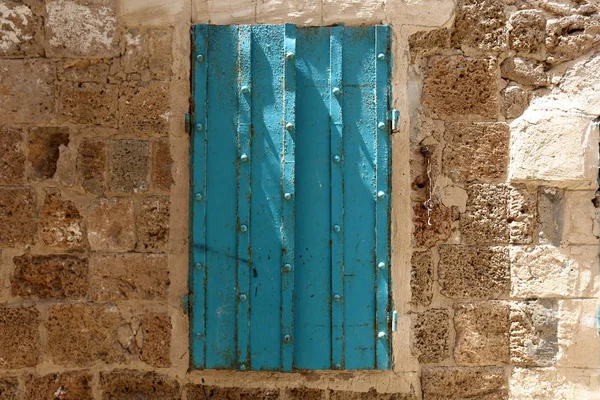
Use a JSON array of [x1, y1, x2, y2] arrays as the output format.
[[185, 113, 191, 134], [389, 109, 400, 132], [183, 294, 190, 315], [392, 310, 398, 332]]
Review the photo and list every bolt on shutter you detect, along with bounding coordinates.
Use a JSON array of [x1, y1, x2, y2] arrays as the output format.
[[190, 24, 392, 372]]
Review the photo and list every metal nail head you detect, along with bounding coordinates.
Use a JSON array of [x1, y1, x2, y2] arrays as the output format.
[[377, 191, 386, 199], [333, 87, 341, 96], [197, 54, 204, 62], [377, 53, 386, 61], [240, 154, 249, 162], [195, 263, 203, 270], [196, 123, 203, 131], [333, 224, 341, 232], [283, 263, 292, 272], [239, 293, 247, 301], [286, 52, 295, 60], [333, 155, 341, 163], [195, 192, 203, 201], [241, 85, 250, 94], [334, 294, 342, 302], [378, 122, 386, 130], [285, 122, 294, 131], [378, 262, 386, 270], [283, 334, 292, 343], [240, 224, 248, 232], [378, 331, 386, 339]]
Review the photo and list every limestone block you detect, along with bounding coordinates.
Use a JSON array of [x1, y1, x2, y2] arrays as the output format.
[[562, 190, 600, 245], [286, 387, 326, 400], [0, 306, 39, 369], [413, 201, 451, 248], [387, 0, 454, 27], [510, 367, 600, 400], [90, 253, 169, 301], [77, 139, 106, 195], [423, 56, 498, 121], [60, 59, 110, 83], [0, 126, 25, 185], [323, 0, 385, 25], [100, 370, 181, 399], [0, 377, 18, 399], [60, 82, 118, 126], [537, 187, 564, 245], [137, 196, 169, 252], [509, 110, 599, 188], [408, 28, 451, 63], [546, 16, 600, 64], [439, 246, 509, 299], [46, 304, 128, 366], [508, 10, 546, 55], [119, 82, 170, 137], [196, 0, 256, 24], [11, 254, 88, 299], [45, 0, 119, 58], [39, 191, 85, 250], [454, 301, 510, 366], [501, 57, 549, 87], [256, 0, 321, 25], [330, 389, 416, 400], [421, 367, 508, 399], [501, 84, 528, 119], [452, 0, 506, 53], [0, 187, 37, 247], [443, 122, 509, 183], [187, 385, 282, 400], [411, 308, 450, 363], [510, 300, 558, 367], [0, 59, 56, 123], [556, 299, 600, 368], [120, 0, 187, 26], [410, 250, 433, 306], [141, 312, 171, 368], [121, 28, 173, 81], [556, 53, 600, 116], [461, 184, 536, 245], [108, 139, 149, 193], [87, 197, 136, 251], [24, 372, 93, 400], [0, 0, 44, 57], [28, 127, 70, 181], [151, 139, 173, 191], [510, 245, 597, 298]]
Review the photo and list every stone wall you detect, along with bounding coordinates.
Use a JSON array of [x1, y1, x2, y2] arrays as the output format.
[[0, 0, 598, 399]]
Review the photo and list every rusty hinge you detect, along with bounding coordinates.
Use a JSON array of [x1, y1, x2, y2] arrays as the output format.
[[389, 109, 400, 132], [183, 294, 190, 315]]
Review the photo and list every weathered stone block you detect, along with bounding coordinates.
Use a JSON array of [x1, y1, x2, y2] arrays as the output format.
[[454, 301, 510, 366], [152, 139, 174, 191], [501, 57, 548, 87], [562, 190, 600, 245], [546, 16, 600, 64], [408, 28, 450, 62], [0, 59, 56, 123], [423, 56, 498, 120], [410, 144, 440, 203], [90, 253, 168, 301], [240, 388, 281, 400], [510, 367, 600, 400], [46, 304, 127, 366], [287, 387, 326, 400], [77, 139, 106, 195], [186, 385, 239, 400], [0, 0, 44, 57], [0, 376, 18, 400], [501, 85, 528, 119], [24, 371, 93, 400], [556, 299, 600, 368], [121, 28, 173, 81], [0, 187, 37, 247], [87, 197, 136, 251], [510, 300, 558, 367], [0, 126, 25, 185], [100, 370, 180, 400], [39, 190, 85, 249], [108, 140, 149, 193], [413, 202, 451, 248], [421, 367, 507, 399], [508, 10, 546, 55], [410, 250, 433, 306], [322, 0, 384, 25], [256, 0, 321, 25], [452, 0, 506, 53], [461, 184, 536, 245], [60, 82, 118, 126], [28, 127, 70, 180], [45, 0, 119, 58], [411, 308, 450, 363], [510, 245, 597, 298], [137, 196, 169, 252], [140, 312, 171, 368], [119, 82, 170, 137], [443, 122, 509, 183], [537, 187, 564, 246], [0, 306, 39, 369], [438, 245, 509, 299], [11, 254, 88, 299], [330, 389, 416, 400], [60, 59, 110, 83]]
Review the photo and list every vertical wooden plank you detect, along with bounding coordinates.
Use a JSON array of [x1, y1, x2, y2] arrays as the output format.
[[204, 25, 239, 369], [190, 24, 208, 369], [281, 23, 296, 372], [329, 26, 345, 370], [342, 26, 377, 369], [249, 24, 285, 370], [375, 25, 392, 370], [294, 27, 332, 370], [236, 25, 252, 371]]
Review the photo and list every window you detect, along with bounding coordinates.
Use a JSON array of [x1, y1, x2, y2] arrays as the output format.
[[190, 24, 392, 371]]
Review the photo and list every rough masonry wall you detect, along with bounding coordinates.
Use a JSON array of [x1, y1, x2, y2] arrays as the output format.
[[0, 0, 598, 399]]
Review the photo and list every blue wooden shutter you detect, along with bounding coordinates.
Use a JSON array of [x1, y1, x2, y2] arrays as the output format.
[[190, 24, 392, 372]]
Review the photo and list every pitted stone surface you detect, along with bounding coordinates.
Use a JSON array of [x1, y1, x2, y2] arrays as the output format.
[[87, 197, 135, 251], [454, 301, 510, 366], [28, 127, 70, 180], [510, 300, 558, 367], [413, 202, 451, 248], [508, 10, 546, 55], [423, 56, 498, 120], [101, 370, 180, 400], [108, 140, 149, 193], [39, 190, 85, 249], [546, 15, 600, 64], [0, 377, 18, 400], [410, 250, 433, 306], [330, 389, 416, 400], [137, 196, 169, 252], [501, 84, 528, 119], [0, 0, 44, 57], [151, 139, 174, 191], [60, 82, 118, 126], [11, 254, 88, 299], [501, 57, 548, 87], [438, 245, 509, 299], [0, 187, 37, 247], [443, 122, 509, 183], [287, 387, 326, 400], [421, 367, 508, 399], [24, 371, 93, 400], [78, 139, 106, 195], [61, 59, 110, 83], [141, 312, 171, 368], [408, 28, 450, 62], [0, 126, 25, 185], [452, 0, 506, 53], [119, 82, 170, 137], [412, 308, 450, 363], [0, 306, 39, 369]]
